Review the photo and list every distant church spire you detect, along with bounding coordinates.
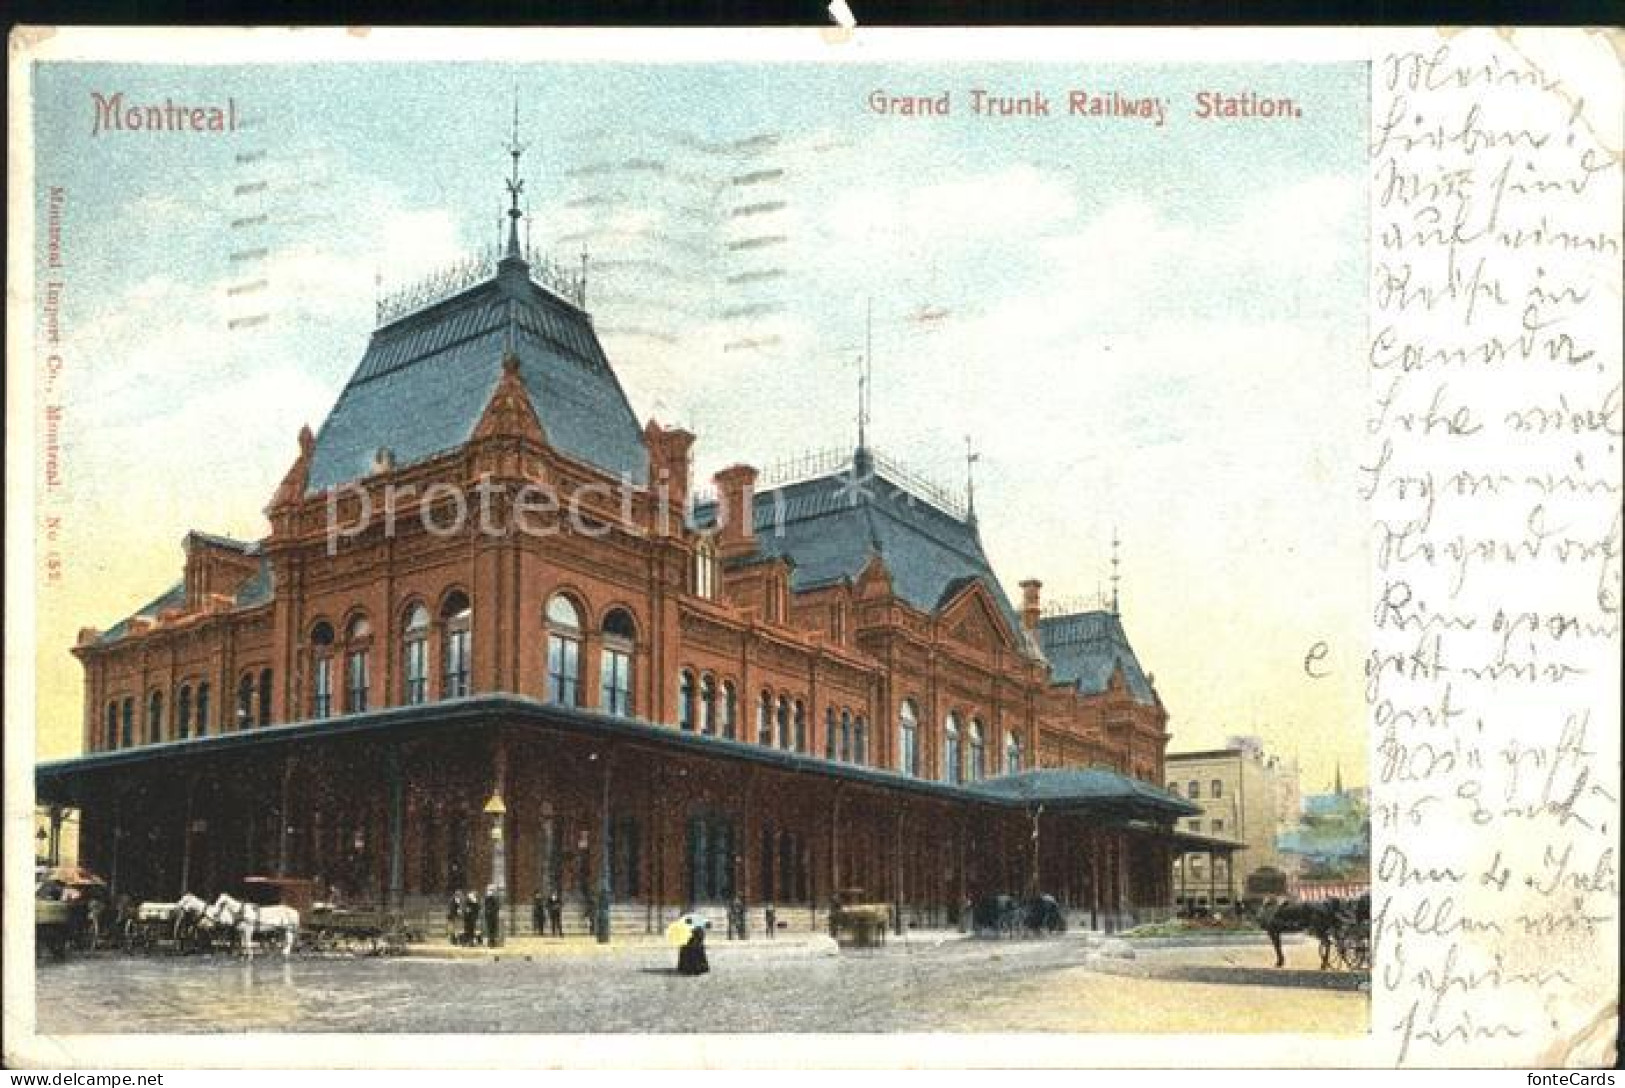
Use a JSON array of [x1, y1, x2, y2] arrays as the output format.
[[1334, 761, 1344, 795], [504, 89, 527, 260]]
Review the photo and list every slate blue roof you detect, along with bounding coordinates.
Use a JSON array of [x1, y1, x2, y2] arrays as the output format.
[[97, 541, 272, 645], [97, 581, 187, 644], [697, 454, 1023, 638], [967, 767, 1199, 818], [305, 258, 647, 492], [1038, 610, 1157, 705]]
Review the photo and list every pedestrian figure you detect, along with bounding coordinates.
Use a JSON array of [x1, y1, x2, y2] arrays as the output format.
[[547, 892, 563, 937], [677, 922, 710, 976], [532, 889, 545, 936], [447, 892, 463, 945], [484, 886, 502, 947], [460, 890, 479, 947], [727, 896, 744, 941], [764, 902, 777, 938]]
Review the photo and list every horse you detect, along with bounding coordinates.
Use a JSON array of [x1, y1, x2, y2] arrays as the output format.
[[203, 893, 300, 956], [1023, 894, 1066, 936], [1257, 895, 1346, 969], [132, 892, 211, 952], [971, 894, 1022, 937], [172, 893, 210, 951]]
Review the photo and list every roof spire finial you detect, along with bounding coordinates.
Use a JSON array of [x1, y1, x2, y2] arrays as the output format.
[[852, 299, 875, 479], [504, 85, 526, 261], [964, 435, 981, 525], [857, 298, 873, 453], [1110, 528, 1121, 615]]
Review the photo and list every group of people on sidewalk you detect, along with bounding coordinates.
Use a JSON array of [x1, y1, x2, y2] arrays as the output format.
[[723, 896, 777, 940], [530, 890, 566, 937], [446, 887, 506, 947]]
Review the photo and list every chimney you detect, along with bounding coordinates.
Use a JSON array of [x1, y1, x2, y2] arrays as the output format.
[[645, 421, 696, 511], [1019, 578, 1043, 633], [713, 463, 759, 552]]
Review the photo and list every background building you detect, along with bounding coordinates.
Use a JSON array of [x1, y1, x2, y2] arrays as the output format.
[[1165, 737, 1293, 910], [38, 159, 1209, 935]]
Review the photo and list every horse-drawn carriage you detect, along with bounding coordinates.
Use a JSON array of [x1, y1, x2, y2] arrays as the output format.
[[971, 893, 1066, 938], [35, 867, 109, 959], [828, 889, 891, 948], [123, 894, 210, 954], [304, 904, 416, 955], [1258, 892, 1371, 971]]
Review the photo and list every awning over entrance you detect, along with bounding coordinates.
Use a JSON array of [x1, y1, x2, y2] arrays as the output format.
[[36, 695, 1184, 821], [963, 767, 1200, 822]]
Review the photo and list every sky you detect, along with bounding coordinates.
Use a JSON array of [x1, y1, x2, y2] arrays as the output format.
[[29, 59, 1369, 791]]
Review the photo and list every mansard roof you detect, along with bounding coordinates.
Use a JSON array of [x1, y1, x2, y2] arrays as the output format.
[[304, 257, 647, 493], [1037, 609, 1157, 705], [94, 542, 272, 646], [710, 455, 1025, 639]]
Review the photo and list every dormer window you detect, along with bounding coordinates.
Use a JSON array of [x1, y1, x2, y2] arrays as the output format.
[[694, 537, 718, 600]]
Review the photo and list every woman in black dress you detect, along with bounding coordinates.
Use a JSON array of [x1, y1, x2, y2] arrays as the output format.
[[677, 923, 710, 975]]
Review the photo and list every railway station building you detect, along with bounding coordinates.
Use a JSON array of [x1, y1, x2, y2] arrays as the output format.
[[36, 175, 1221, 936]]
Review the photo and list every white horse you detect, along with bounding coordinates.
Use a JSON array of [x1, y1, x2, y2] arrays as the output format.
[[204, 893, 299, 956]]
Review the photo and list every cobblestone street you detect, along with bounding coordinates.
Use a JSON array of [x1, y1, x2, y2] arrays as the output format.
[[36, 933, 1367, 1035]]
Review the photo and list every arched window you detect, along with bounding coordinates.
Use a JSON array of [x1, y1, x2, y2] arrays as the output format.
[[104, 701, 118, 750], [120, 696, 134, 746], [545, 595, 582, 706], [195, 682, 210, 737], [1187, 779, 1200, 800], [237, 672, 255, 726], [776, 695, 791, 750], [757, 691, 772, 745], [793, 700, 807, 752], [402, 604, 430, 705], [943, 713, 962, 784], [148, 690, 164, 744], [678, 670, 696, 731], [721, 681, 737, 739], [854, 716, 868, 765], [898, 699, 919, 777], [600, 608, 635, 716], [839, 710, 852, 762], [176, 685, 193, 740], [968, 719, 986, 782], [1005, 731, 1022, 775], [345, 616, 372, 713], [824, 707, 837, 760], [257, 668, 272, 726], [310, 620, 335, 718], [693, 537, 718, 600], [700, 674, 718, 735], [442, 591, 472, 699]]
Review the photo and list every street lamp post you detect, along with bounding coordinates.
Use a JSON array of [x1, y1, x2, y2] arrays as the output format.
[[593, 755, 612, 945], [484, 790, 507, 946]]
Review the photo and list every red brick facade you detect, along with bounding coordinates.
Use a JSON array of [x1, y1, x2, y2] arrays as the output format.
[[57, 255, 1182, 927]]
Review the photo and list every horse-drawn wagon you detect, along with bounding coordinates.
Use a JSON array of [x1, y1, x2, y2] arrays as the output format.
[[971, 893, 1067, 938], [123, 894, 209, 954], [304, 905, 416, 955], [35, 867, 108, 958], [828, 889, 890, 948]]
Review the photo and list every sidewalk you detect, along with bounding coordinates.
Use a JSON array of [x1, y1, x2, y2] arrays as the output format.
[[403, 926, 977, 963]]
